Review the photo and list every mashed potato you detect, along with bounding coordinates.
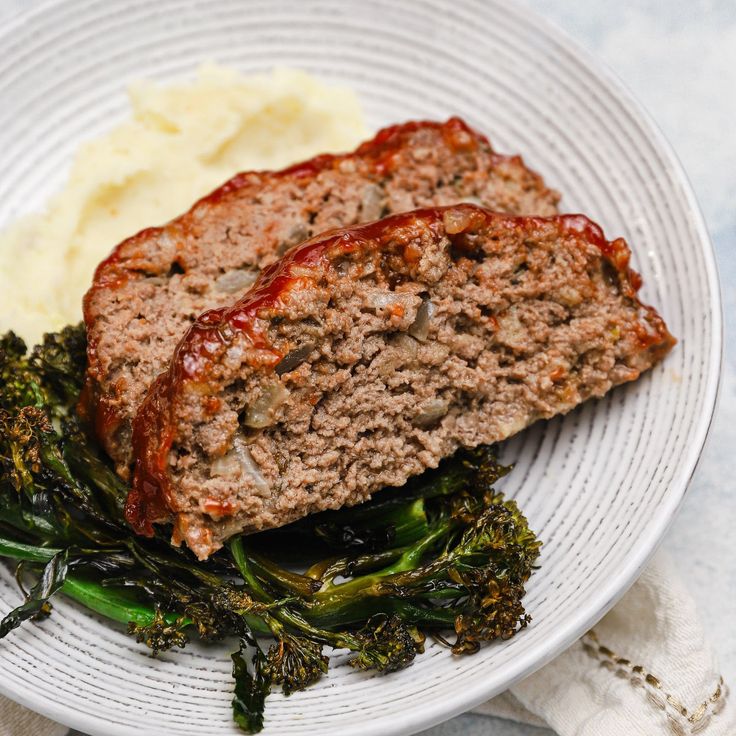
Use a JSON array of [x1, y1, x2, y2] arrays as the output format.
[[0, 65, 367, 345]]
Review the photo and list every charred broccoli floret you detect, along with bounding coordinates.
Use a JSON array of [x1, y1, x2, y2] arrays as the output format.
[[452, 576, 531, 654], [348, 614, 422, 673], [29, 324, 87, 410], [128, 607, 189, 654], [0, 332, 44, 411], [0, 406, 56, 496], [264, 630, 328, 695]]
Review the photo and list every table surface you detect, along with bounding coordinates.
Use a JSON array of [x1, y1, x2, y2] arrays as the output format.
[[1, 2, 734, 736]]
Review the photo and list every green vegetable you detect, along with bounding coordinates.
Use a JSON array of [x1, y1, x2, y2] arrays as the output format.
[[128, 607, 189, 654], [0, 326, 541, 732], [0, 549, 70, 637], [231, 636, 270, 733]]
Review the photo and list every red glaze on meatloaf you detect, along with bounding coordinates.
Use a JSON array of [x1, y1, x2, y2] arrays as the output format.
[[127, 205, 674, 559], [82, 118, 559, 477]]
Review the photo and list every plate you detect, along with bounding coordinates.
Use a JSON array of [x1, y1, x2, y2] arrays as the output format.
[[0, 1, 721, 734]]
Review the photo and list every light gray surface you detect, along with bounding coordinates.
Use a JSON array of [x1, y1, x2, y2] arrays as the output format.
[[0, 1, 732, 735]]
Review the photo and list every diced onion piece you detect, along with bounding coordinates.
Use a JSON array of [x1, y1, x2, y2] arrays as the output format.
[[210, 440, 269, 494], [234, 444, 269, 493], [408, 299, 435, 342], [210, 452, 241, 477], [225, 344, 244, 363], [364, 289, 418, 311], [290, 264, 318, 278], [413, 398, 449, 428], [278, 222, 311, 255], [360, 184, 385, 221], [287, 222, 310, 245], [215, 269, 259, 293], [391, 332, 419, 356], [443, 207, 476, 234], [243, 383, 290, 428]]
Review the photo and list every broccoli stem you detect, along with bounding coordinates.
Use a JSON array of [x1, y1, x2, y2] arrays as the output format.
[[313, 497, 430, 550], [229, 537, 361, 651], [0, 540, 178, 628], [62, 575, 272, 636], [307, 597, 456, 630], [247, 553, 321, 597], [62, 436, 129, 518], [61, 576, 178, 627], [255, 495, 430, 562], [380, 520, 454, 574], [304, 547, 404, 582], [306, 518, 456, 618], [231, 516, 463, 632], [228, 535, 444, 667], [0, 537, 60, 563]]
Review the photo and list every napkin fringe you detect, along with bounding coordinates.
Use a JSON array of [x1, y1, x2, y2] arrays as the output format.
[[582, 630, 728, 735]]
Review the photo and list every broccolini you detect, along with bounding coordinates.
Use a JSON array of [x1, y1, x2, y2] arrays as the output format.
[[0, 326, 541, 732]]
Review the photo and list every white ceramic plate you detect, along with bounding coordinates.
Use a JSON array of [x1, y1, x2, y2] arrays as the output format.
[[0, 1, 722, 734]]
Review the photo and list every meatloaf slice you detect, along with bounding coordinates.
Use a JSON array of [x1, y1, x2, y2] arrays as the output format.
[[82, 118, 560, 476], [127, 204, 675, 559]]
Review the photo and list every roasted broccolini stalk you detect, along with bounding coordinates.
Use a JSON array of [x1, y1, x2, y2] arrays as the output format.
[[0, 326, 541, 733]]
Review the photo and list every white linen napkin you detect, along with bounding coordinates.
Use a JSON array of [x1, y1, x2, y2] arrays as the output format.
[[1, 551, 733, 736], [475, 550, 735, 735]]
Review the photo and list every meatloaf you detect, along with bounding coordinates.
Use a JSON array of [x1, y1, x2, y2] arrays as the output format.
[[127, 204, 675, 559], [82, 118, 560, 476]]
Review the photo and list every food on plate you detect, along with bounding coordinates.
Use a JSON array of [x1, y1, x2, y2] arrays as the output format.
[[0, 327, 540, 732], [82, 117, 560, 476], [0, 56, 675, 730], [128, 204, 674, 559], [0, 65, 368, 346]]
